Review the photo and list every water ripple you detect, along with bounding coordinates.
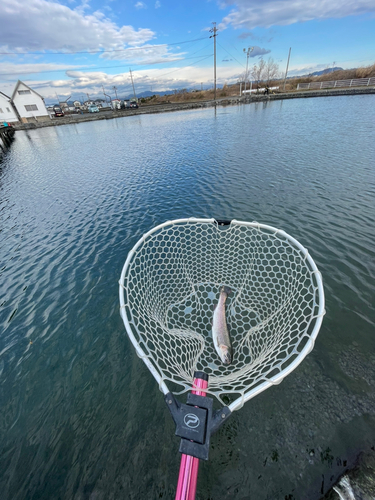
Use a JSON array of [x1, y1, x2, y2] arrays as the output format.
[[0, 96, 374, 499]]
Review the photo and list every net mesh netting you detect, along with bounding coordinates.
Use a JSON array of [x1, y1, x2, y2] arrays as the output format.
[[121, 220, 323, 406]]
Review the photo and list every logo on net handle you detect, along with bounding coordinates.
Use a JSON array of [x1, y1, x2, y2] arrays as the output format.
[[183, 413, 200, 428]]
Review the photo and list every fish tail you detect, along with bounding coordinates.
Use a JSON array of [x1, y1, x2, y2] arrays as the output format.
[[220, 285, 232, 296]]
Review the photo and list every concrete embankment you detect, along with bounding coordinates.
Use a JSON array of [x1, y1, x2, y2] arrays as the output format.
[[323, 449, 375, 499], [0, 125, 15, 149], [250, 86, 375, 102], [12, 86, 375, 131]]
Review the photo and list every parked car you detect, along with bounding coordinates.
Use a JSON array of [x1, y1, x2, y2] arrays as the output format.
[[88, 105, 100, 113], [54, 107, 64, 117], [130, 102, 139, 109]]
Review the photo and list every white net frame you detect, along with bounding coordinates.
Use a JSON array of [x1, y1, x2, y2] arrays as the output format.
[[119, 218, 325, 412]]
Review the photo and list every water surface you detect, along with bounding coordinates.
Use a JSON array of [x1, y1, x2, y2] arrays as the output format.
[[1, 96, 374, 499]]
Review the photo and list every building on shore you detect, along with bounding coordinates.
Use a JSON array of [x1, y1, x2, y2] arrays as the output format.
[[11, 81, 50, 124], [111, 99, 122, 110], [0, 91, 19, 123]]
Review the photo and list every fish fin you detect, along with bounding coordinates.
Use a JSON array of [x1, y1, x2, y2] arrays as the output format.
[[210, 304, 215, 330], [213, 333, 219, 348]]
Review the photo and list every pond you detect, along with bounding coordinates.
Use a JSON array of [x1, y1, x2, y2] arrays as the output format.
[[0, 95, 374, 499]]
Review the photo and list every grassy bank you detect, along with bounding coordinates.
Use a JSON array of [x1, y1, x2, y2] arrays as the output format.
[[286, 62, 375, 91], [139, 84, 240, 106], [138, 62, 375, 105]]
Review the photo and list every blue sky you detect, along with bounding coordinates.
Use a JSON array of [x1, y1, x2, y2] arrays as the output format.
[[0, 0, 374, 102]]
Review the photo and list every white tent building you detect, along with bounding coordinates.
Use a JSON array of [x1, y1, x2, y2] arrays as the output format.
[[0, 91, 19, 123], [11, 81, 50, 123]]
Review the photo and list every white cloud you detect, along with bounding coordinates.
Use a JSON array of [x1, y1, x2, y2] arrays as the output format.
[[103, 43, 185, 63], [248, 46, 271, 58], [75, 0, 91, 15], [3, 57, 367, 102], [155, 1, 161, 8], [219, 0, 375, 29], [26, 63, 240, 101], [135, 2, 147, 9], [287, 63, 329, 77], [238, 32, 256, 40], [0, 0, 154, 55], [0, 62, 88, 79], [238, 31, 274, 43]]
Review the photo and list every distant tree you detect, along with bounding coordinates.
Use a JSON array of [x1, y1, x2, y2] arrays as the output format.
[[251, 58, 266, 86], [237, 69, 250, 83], [264, 58, 280, 83], [251, 57, 279, 86]]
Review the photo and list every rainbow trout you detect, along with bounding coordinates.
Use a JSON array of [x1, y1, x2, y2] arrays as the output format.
[[212, 285, 232, 365]]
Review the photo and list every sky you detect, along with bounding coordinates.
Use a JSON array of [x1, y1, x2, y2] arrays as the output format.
[[0, 0, 374, 103]]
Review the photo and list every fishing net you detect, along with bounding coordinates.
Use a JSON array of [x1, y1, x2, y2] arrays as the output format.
[[119, 219, 324, 407]]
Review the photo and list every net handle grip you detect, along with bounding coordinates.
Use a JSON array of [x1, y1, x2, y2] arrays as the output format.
[[175, 375, 207, 500]]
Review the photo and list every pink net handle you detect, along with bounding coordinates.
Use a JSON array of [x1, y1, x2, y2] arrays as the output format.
[[175, 377, 208, 500]]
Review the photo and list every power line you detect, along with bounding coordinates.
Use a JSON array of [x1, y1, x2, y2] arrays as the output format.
[[43, 54, 214, 102], [8, 54, 214, 100], [127, 41, 212, 75], [106, 52, 213, 94], [217, 41, 246, 69], [155, 54, 213, 80], [0, 36, 209, 56], [0, 54, 213, 77], [227, 39, 251, 61], [121, 41, 213, 76], [150, 42, 212, 74]]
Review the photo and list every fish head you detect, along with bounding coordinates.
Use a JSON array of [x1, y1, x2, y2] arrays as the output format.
[[219, 285, 232, 296], [219, 344, 232, 365]]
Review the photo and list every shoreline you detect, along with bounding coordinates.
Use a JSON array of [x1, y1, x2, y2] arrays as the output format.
[[12, 86, 375, 131], [323, 449, 375, 499]]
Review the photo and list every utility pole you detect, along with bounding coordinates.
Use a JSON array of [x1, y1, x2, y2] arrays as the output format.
[[243, 47, 254, 94], [129, 69, 137, 100], [209, 22, 218, 100], [283, 47, 291, 92], [86, 93, 90, 103], [102, 85, 112, 105], [112, 86, 118, 99]]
